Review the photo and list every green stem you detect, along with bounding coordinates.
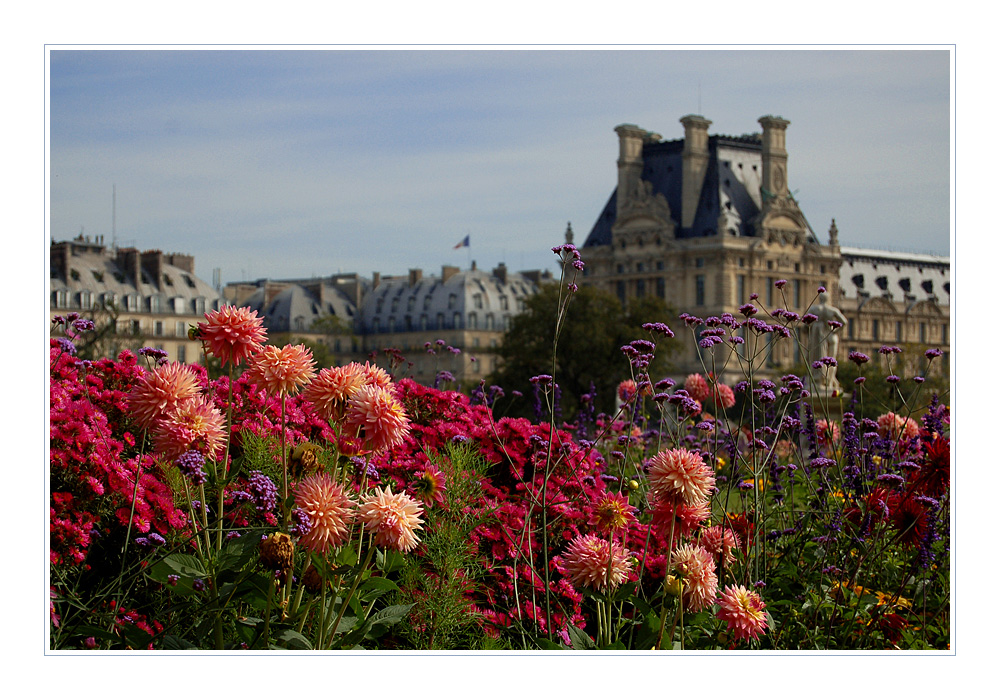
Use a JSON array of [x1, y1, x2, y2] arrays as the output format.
[[329, 545, 376, 646]]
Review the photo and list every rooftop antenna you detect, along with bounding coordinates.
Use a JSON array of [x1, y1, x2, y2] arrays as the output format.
[[112, 184, 117, 250]]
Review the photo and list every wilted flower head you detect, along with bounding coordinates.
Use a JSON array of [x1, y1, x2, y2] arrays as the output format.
[[152, 396, 227, 462], [700, 525, 741, 568], [197, 306, 267, 367], [560, 534, 632, 593], [129, 362, 202, 431], [293, 473, 357, 553], [716, 584, 768, 642], [358, 486, 424, 552], [244, 343, 317, 397]]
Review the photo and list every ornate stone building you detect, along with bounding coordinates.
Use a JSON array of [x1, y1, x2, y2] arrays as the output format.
[[50, 235, 227, 362], [579, 114, 950, 382]]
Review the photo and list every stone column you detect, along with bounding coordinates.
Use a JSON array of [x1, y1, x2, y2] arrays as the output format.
[[615, 124, 647, 214], [758, 115, 791, 200]]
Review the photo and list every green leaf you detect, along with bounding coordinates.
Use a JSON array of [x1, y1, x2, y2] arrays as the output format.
[[375, 548, 407, 574], [217, 534, 260, 572], [163, 634, 199, 650], [535, 638, 565, 650], [149, 552, 207, 580], [367, 603, 413, 629], [357, 577, 401, 603], [566, 624, 596, 650], [273, 628, 312, 650]]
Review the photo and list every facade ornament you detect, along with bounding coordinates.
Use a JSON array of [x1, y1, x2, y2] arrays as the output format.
[[828, 218, 839, 246]]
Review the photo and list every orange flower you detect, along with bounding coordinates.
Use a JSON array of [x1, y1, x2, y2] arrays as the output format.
[[197, 305, 267, 367], [244, 344, 316, 397], [358, 486, 424, 552], [128, 362, 201, 431], [344, 384, 410, 454], [293, 473, 357, 553], [671, 544, 718, 613], [647, 448, 716, 505], [301, 363, 368, 422]]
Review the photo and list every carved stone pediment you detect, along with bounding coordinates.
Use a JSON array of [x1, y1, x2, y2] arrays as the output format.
[[754, 194, 809, 245], [616, 178, 674, 231]]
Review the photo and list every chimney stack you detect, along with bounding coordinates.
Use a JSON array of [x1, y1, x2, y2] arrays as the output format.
[[492, 262, 508, 284], [141, 250, 164, 290], [614, 124, 647, 214], [680, 114, 712, 229], [116, 247, 142, 287], [758, 115, 791, 200], [372, 272, 381, 289], [408, 268, 422, 286], [442, 265, 459, 283]]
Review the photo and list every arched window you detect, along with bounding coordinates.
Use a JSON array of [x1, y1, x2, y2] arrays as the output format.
[[468, 312, 478, 329]]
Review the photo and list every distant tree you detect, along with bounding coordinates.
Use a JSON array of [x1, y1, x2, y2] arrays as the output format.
[[74, 300, 145, 361], [487, 284, 681, 419], [835, 344, 950, 421]]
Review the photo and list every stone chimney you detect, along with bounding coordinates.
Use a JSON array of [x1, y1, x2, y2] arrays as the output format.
[[614, 124, 647, 214], [164, 253, 195, 274], [51, 241, 70, 282], [116, 247, 142, 287], [442, 265, 459, 283], [372, 272, 381, 289], [409, 268, 422, 286], [680, 114, 712, 229], [492, 262, 508, 284], [141, 250, 164, 289], [758, 115, 791, 200]]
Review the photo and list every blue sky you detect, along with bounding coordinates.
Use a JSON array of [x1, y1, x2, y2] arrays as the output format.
[[48, 48, 952, 284]]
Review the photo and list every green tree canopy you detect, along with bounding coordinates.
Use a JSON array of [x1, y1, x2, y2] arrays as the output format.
[[487, 283, 680, 419]]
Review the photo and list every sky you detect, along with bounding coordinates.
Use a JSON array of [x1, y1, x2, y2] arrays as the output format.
[[48, 48, 952, 286]]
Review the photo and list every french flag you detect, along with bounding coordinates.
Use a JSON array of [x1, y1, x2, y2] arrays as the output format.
[[453, 235, 470, 249]]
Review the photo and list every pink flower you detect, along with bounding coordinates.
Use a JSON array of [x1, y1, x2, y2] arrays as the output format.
[[589, 492, 637, 533], [647, 448, 716, 505], [671, 544, 718, 613], [294, 473, 357, 553], [716, 584, 768, 642], [684, 373, 710, 402], [651, 496, 711, 544], [409, 466, 447, 507], [700, 524, 741, 568], [128, 362, 201, 431], [876, 412, 920, 444], [358, 361, 393, 391], [301, 363, 368, 422], [617, 379, 638, 402], [244, 344, 316, 397], [711, 383, 736, 410], [815, 419, 840, 448], [560, 534, 632, 593], [152, 396, 227, 462], [344, 384, 410, 454], [197, 306, 267, 367], [358, 486, 424, 552]]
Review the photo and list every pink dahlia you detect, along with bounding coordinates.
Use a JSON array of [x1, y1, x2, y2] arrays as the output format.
[[711, 383, 736, 410], [343, 384, 410, 454], [617, 379, 638, 403], [671, 544, 718, 613], [589, 491, 638, 532], [358, 486, 424, 552], [293, 473, 357, 553], [700, 524, 741, 568], [409, 466, 447, 507], [651, 496, 711, 544], [877, 412, 920, 444], [128, 362, 201, 431], [244, 343, 316, 397], [815, 419, 840, 449], [197, 305, 267, 367], [560, 534, 632, 593], [358, 361, 394, 391], [647, 448, 716, 505], [152, 396, 226, 462], [716, 584, 768, 642], [301, 363, 368, 422], [684, 373, 710, 402]]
